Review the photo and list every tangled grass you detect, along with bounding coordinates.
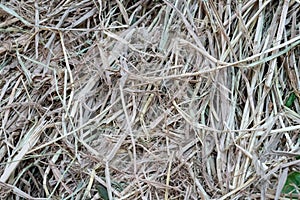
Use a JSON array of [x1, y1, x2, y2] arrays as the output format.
[[0, 0, 300, 199]]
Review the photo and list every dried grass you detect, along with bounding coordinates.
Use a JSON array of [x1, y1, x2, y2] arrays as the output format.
[[0, 0, 300, 199]]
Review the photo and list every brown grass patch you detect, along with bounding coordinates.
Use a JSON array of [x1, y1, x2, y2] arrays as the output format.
[[0, 0, 300, 199]]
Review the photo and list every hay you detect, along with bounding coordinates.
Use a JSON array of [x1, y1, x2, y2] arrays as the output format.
[[0, 0, 300, 199]]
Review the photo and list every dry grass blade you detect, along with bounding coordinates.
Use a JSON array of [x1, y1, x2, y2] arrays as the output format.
[[0, 118, 46, 183], [0, 3, 32, 26]]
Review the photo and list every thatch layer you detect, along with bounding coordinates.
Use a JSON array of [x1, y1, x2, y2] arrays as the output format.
[[0, 0, 300, 199]]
